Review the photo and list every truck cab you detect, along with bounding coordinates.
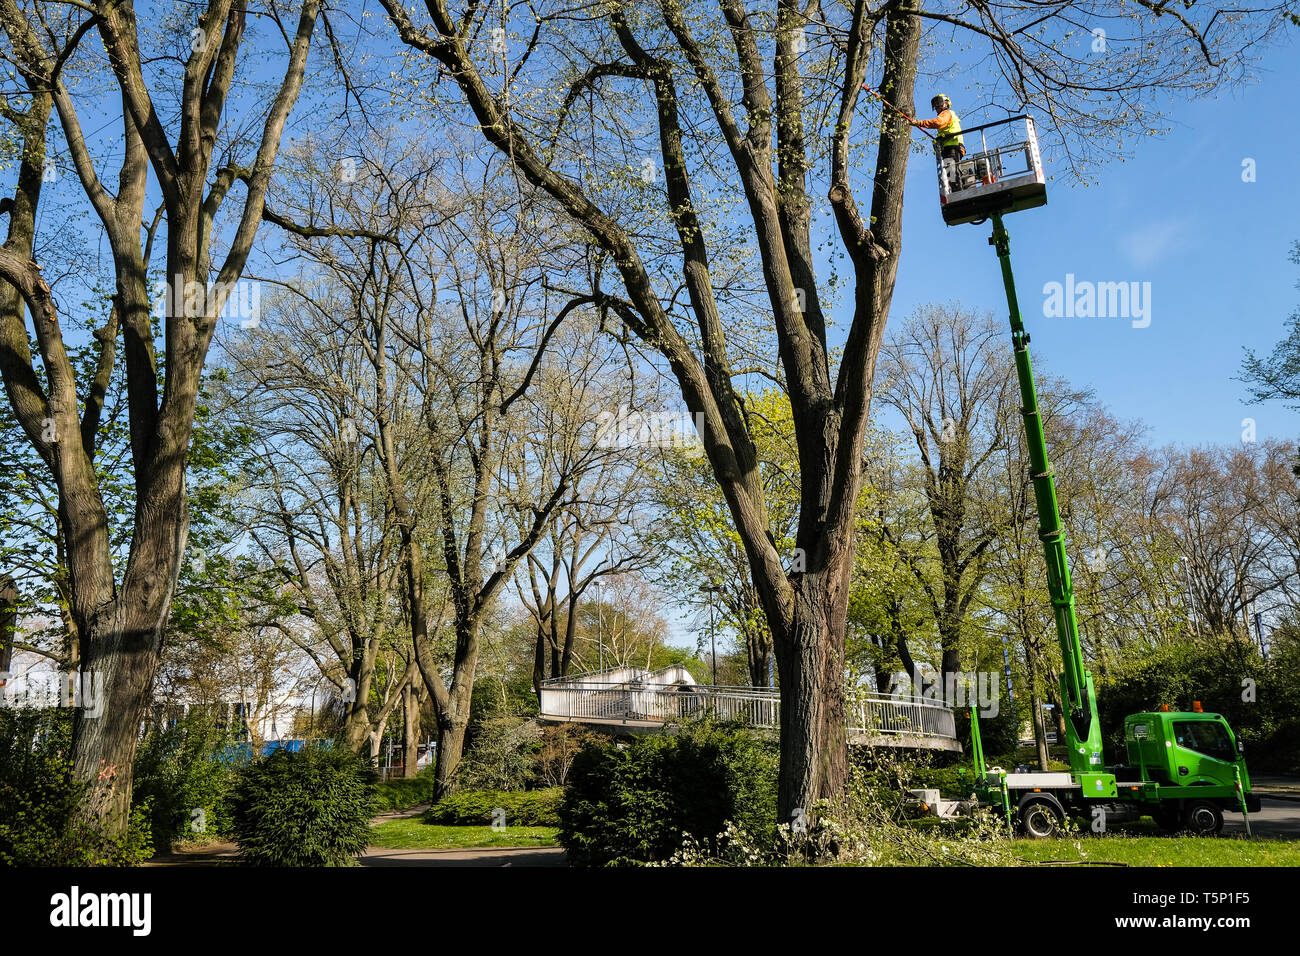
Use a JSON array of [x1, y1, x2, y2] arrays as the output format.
[[1122, 709, 1259, 831]]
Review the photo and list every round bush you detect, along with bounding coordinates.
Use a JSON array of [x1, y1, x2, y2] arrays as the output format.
[[558, 719, 777, 867], [228, 746, 376, 866]]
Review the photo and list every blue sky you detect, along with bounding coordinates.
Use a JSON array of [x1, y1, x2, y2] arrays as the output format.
[[882, 41, 1300, 450]]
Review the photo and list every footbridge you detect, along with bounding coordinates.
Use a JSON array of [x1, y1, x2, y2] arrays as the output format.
[[538, 666, 960, 752]]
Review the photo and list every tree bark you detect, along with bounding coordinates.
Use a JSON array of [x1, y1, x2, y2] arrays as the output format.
[[401, 674, 422, 778], [773, 574, 851, 823], [0, 574, 16, 675], [429, 666, 475, 800]]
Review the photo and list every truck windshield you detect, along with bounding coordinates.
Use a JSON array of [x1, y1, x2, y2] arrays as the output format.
[[1173, 720, 1235, 763]]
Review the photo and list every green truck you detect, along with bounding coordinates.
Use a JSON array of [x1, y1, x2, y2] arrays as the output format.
[[942, 133, 1260, 835], [971, 701, 1259, 837]]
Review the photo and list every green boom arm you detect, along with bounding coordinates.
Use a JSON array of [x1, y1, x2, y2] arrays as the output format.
[[990, 214, 1105, 776]]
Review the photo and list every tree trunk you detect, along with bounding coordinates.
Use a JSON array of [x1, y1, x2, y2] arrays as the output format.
[[939, 645, 962, 697], [432, 711, 469, 801], [532, 623, 547, 694], [402, 678, 421, 778], [1031, 689, 1051, 770], [0, 574, 15, 675], [1045, 681, 1068, 740], [745, 620, 772, 688], [1027, 658, 1051, 770], [772, 574, 849, 825], [343, 695, 372, 755], [560, 598, 579, 677], [71, 599, 171, 836]]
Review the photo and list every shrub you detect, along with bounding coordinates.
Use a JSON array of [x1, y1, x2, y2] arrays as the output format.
[[373, 767, 434, 812], [228, 746, 376, 866], [132, 710, 236, 848], [0, 709, 151, 866], [423, 787, 561, 827], [457, 717, 539, 792], [952, 695, 1025, 761], [664, 766, 1017, 867], [558, 719, 778, 867]]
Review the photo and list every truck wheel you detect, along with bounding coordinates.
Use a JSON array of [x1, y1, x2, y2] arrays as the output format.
[[1019, 801, 1063, 839], [1183, 800, 1224, 836]]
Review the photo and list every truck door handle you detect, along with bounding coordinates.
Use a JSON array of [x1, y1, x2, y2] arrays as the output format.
[[1178, 766, 1189, 776]]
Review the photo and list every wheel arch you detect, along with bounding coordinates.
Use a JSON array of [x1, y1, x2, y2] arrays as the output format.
[[1016, 790, 1067, 818]]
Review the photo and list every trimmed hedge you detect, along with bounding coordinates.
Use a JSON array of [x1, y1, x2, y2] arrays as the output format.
[[557, 719, 778, 867], [373, 770, 434, 813], [228, 746, 376, 866], [423, 788, 562, 827]]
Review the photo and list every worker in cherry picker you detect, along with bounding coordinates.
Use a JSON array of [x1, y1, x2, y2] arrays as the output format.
[[912, 93, 964, 162]]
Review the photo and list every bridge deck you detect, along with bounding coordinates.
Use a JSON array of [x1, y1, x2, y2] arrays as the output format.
[[538, 666, 960, 751]]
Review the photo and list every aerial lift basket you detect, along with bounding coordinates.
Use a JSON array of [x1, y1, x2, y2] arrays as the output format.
[[938, 115, 1047, 226]]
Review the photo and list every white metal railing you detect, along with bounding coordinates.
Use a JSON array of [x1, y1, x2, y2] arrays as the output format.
[[935, 114, 1045, 201], [538, 672, 956, 742]]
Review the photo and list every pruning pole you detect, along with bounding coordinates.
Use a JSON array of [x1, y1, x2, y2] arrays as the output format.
[[1236, 767, 1253, 838], [861, 84, 936, 141]]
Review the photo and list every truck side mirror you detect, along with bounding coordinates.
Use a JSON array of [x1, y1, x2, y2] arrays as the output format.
[[1237, 739, 1245, 756]]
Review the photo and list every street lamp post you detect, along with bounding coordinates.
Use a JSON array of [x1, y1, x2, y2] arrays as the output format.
[[596, 582, 603, 672], [702, 584, 720, 686]]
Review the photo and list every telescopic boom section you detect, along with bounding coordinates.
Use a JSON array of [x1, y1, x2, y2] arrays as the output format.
[[989, 214, 1104, 775]]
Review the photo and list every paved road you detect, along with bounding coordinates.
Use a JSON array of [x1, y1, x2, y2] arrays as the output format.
[[360, 846, 567, 867], [1223, 797, 1300, 839]]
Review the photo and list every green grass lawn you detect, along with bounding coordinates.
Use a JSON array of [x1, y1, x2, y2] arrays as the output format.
[[369, 818, 560, 850], [1010, 834, 1300, 867]]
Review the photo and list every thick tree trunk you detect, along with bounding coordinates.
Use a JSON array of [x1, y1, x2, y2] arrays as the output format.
[[343, 694, 373, 755], [938, 542, 964, 691], [431, 711, 469, 801], [940, 645, 962, 696], [772, 573, 850, 825], [71, 586, 174, 836]]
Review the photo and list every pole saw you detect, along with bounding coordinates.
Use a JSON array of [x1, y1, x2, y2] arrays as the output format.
[[861, 84, 935, 140]]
